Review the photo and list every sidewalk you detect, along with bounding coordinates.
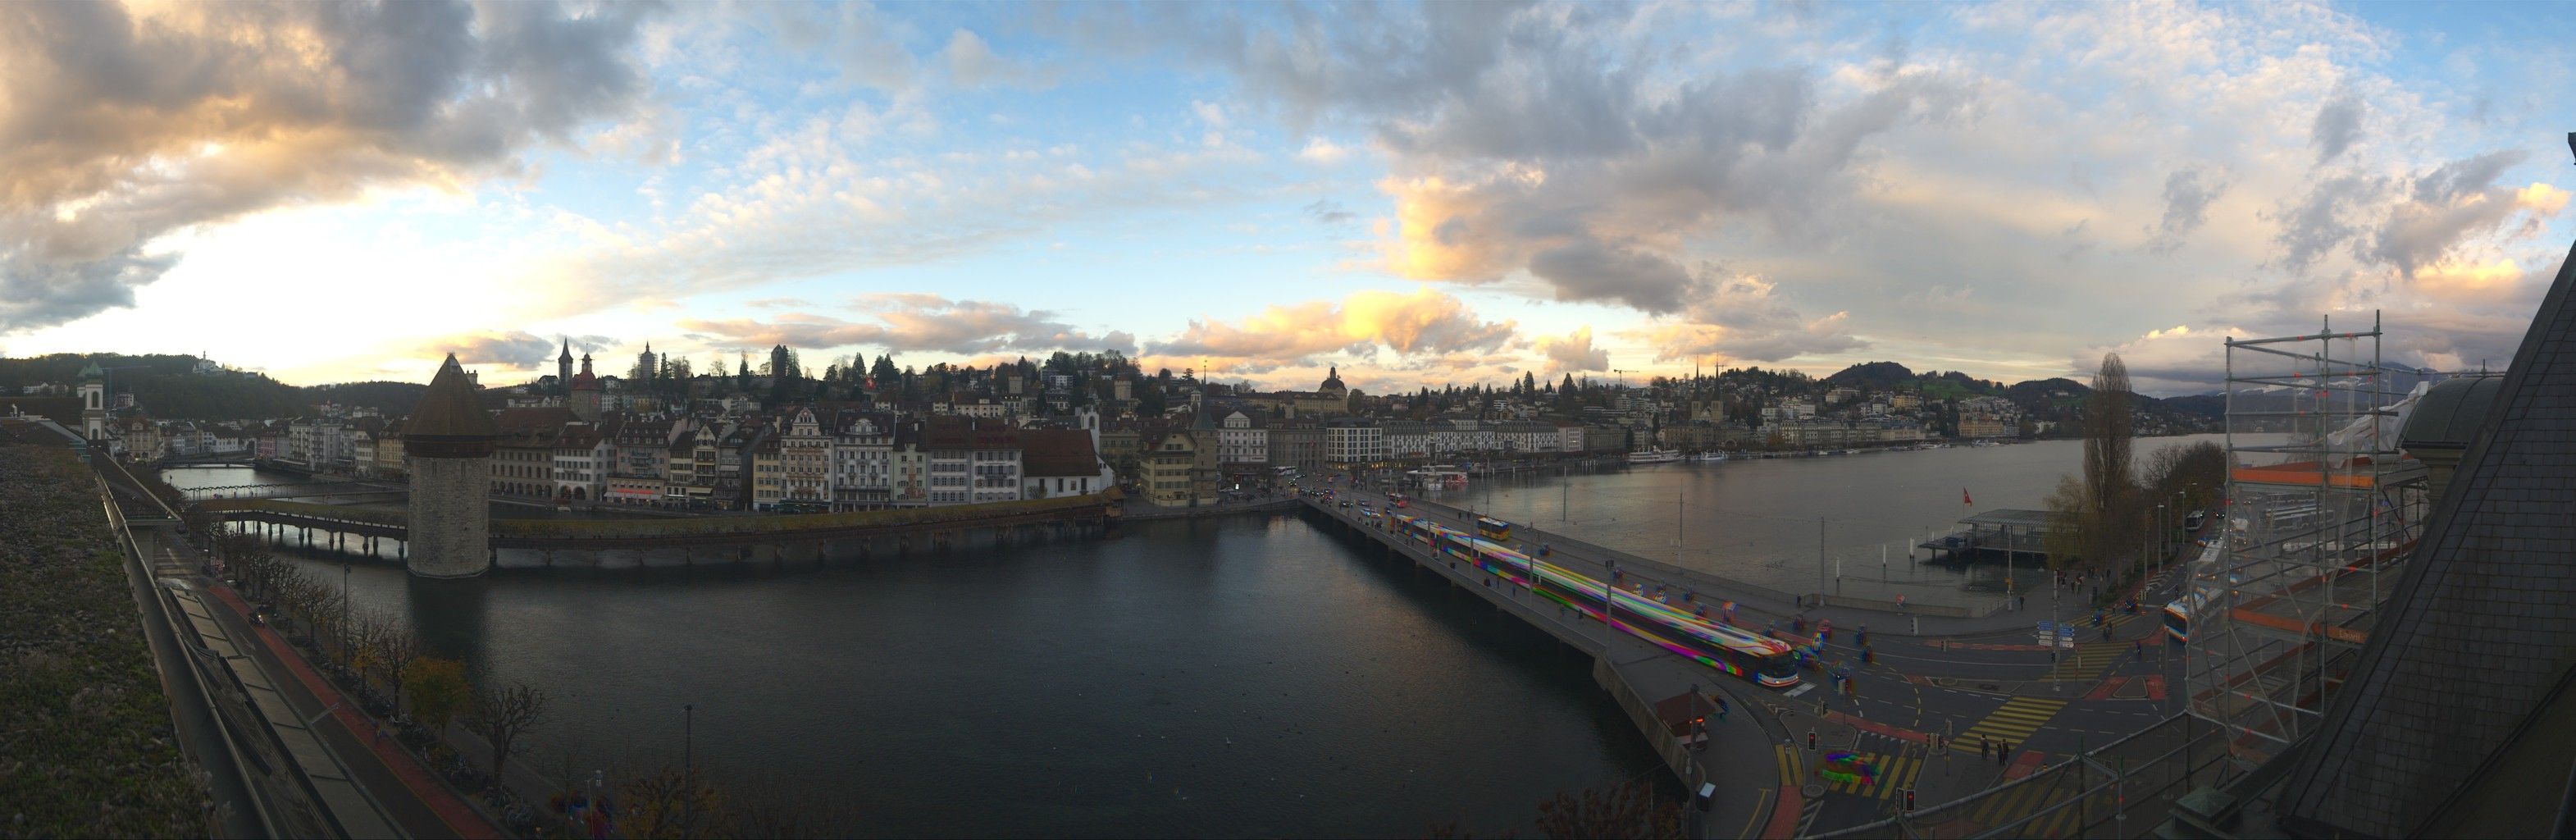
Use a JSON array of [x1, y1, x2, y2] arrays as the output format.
[[1396, 498, 2037, 638], [1118, 494, 1299, 521], [200, 582, 504, 840]]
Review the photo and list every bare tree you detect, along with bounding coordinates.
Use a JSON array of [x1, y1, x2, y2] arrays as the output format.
[[372, 615, 425, 718], [467, 682, 548, 783], [2081, 353, 2141, 573], [612, 764, 723, 840], [1533, 777, 1682, 839]]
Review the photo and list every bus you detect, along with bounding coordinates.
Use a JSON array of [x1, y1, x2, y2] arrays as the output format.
[[1387, 513, 1799, 689], [1476, 516, 1512, 541]]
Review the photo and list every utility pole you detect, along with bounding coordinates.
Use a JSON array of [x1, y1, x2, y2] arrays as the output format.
[[1817, 517, 1827, 606]]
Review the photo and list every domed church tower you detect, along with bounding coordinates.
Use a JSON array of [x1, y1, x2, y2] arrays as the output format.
[[403, 354, 500, 578], [1319, 366, 1348, 400]]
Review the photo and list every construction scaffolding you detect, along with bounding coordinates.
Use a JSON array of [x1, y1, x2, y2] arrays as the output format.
[[2184, 313, 2430, 771]]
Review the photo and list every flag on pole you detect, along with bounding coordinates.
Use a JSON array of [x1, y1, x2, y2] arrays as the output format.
[[1963, 488, 1973, 505]]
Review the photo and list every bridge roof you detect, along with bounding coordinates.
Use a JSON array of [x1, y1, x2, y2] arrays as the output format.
[[403, 354, 499, 440], [1958, 509, 2056, 530]]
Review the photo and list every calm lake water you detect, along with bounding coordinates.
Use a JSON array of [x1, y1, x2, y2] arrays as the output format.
[[160, 435, 2215, 836]]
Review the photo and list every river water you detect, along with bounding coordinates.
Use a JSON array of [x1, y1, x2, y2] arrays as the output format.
[[159, 434, 2217, 836], [166, 467, 1660, 837], [1420, 435, 2226, 608]]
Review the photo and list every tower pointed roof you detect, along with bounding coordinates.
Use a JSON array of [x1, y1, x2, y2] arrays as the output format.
[[405, 354, 500, 440], [559, 337, 574, 363]]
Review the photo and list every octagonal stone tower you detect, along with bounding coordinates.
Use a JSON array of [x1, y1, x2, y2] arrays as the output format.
[[403, 354, 500, 578]]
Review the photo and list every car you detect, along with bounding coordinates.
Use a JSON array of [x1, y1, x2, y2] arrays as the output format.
[[1338, 500, 1352, 509]]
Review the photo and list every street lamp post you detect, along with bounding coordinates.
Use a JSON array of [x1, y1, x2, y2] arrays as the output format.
[[683, 703, 695, 838]]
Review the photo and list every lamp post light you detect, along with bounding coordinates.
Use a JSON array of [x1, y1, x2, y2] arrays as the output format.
[[340, 560, 351, 664]]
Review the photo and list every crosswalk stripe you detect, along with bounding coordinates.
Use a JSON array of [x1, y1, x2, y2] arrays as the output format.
[[1876, 756, 1920, 800], [1776, 745, 1802, 787], [1958, 697, 2067, 742], [1812, 751, 1925, 796]]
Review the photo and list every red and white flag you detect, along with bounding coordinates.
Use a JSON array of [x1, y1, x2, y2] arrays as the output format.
[[1962, 488, 1973, 505]]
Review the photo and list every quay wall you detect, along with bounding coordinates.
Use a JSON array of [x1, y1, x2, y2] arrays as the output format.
[[1297, 501, 1708, 787]]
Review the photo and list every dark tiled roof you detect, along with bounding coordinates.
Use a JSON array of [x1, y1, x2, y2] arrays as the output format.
[[494, 407, 576, 431], [404, 354, 500, 439], [1020, 429, 1100, 477], [2278, 238, 2576, 838]]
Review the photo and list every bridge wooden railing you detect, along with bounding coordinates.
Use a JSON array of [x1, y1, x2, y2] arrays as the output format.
[[198, 493, 1113, 541]]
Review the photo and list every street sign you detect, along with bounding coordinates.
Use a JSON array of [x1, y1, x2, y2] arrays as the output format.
[[2058, 628, 2076, 648]]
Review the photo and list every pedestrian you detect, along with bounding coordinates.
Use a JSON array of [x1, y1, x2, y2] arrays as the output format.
[[1980, 737, 1990, 760], [2135, 637, 2145, 658]]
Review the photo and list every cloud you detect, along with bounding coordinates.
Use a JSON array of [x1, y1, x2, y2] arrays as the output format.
[[0, 0, 659, 334], [942, 28, 1051, 89], [2310, 89, 2364, 165], [1303, 199, 1356, 226], [1084, 3, 1969, 322], [1151, 287, 1517, 366], [1535, 326, 1609, 373], [2365, 150, 2553, 278], [1631, 271, 1866, 363], [2145, 166, 2227, 253], [2271, 175, 2387, 275], [1297, 137, 1356, 164], [426, 331, 560, 370], [679, 295, 1135, 356], [2082, 323, 2251, 395]]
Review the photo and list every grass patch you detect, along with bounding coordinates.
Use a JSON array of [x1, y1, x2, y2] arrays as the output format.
[[0, 444, 213, 838]]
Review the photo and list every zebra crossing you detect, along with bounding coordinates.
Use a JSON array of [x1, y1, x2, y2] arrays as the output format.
[[1967, 772, 2103, 838], [1817, 750, 1926, 800], [1957, 696, 2068, 745], [2044, 641, 2131, 681]]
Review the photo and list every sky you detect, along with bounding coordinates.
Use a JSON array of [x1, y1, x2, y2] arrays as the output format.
[[2, 1, 2571, 396]]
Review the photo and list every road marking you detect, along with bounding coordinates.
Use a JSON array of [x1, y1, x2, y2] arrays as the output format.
[[1817, 751, 1923, 800], [1967, 769, 2090, 837], [1956, 696, 2068, 745], [2044, 641, 2129, 681], [1738, 788, 1771, 840]]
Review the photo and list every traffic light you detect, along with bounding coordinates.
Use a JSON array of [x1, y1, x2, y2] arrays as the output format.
[[1808, 729, 1818, 751], [1904, 788, 1917, 812]]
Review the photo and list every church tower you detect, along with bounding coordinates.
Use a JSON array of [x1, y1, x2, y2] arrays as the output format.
[[78, 360, 107, 442], [570, 354, 602, 422], [404, 354, 500, 578], [557, 337, 575, 390]]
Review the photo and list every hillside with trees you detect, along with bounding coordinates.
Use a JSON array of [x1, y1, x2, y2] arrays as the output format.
[[0, 354, 425, 420]]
